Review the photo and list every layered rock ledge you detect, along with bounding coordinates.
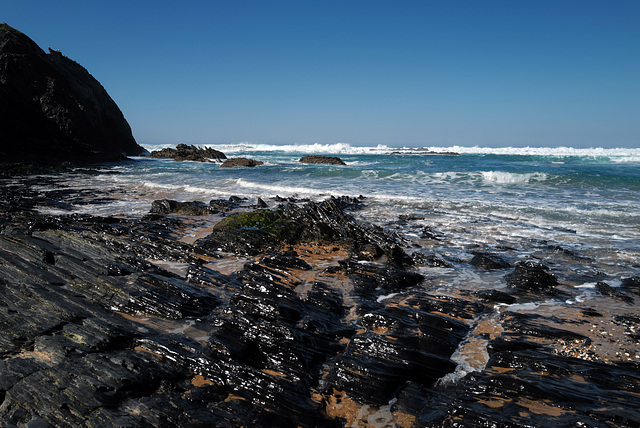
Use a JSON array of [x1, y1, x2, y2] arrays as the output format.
[[0, 177, 639, 427]]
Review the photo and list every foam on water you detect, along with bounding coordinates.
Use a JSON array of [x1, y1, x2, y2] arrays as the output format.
[[143, 142, 393, 155], [480, 171, 549, 184], [141, 143, 640, 162]]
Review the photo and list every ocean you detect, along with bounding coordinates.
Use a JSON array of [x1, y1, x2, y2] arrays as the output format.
[[33, 143, 640, 306]]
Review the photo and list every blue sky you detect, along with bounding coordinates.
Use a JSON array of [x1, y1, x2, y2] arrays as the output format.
[[3, 1, 639, 147]]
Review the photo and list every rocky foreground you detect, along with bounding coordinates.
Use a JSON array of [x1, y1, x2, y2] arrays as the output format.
[[0, 177, 639, 427]]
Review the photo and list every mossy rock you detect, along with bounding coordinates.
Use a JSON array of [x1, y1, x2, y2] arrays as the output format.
[[213, 209, 288, 233]]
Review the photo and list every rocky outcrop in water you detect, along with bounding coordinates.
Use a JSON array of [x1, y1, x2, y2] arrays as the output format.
[[0, 24, 144, 166], [149, 144, 226, 162], [220, 158, 264, 167], [299, 155, 346, 165]]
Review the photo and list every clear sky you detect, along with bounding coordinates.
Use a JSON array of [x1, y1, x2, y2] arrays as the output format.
[[3, 1, 639, 148]]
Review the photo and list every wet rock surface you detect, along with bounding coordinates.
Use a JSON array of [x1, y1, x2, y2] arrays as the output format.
[[0, 177, 639, 427], [149, 144, 226, 162], [220, 158, 264, 167], [299, 155, 346, 165]]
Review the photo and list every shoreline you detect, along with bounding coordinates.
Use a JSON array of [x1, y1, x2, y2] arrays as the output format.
[[0, 172, 639, 426]]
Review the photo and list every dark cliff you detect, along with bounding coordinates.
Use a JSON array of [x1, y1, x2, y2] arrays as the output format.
[[0, 23, 144, 165]]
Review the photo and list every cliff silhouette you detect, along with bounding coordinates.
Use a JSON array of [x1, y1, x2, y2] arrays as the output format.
[[0, 23, 144, 165]]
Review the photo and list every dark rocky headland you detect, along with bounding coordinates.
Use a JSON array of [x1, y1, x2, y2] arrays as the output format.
[[0, 24, 144, 169], [1, 24, 639, 428]]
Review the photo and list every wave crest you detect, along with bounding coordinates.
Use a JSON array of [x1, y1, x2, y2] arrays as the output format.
[[481, 171, 548, 184], [141, 143, 640, 162]]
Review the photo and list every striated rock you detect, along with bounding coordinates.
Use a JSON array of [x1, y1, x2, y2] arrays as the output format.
[[197, 197, 413, 266], [149, 144, 226, 162], [0, 24, 144, 166], [299, 155, 346, 165], [2, 178, 640, 427], [220, 157, 264, 167]]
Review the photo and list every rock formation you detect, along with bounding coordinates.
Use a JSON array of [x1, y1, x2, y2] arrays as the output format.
[[1, 179, 640, 426], [0, 23, 144, 166], [220, 158, 264, 167], [149, 144, 226, 162], [299, 155, 346, 165]]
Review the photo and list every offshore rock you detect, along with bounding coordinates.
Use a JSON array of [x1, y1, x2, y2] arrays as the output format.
[[299, 155, 346, 165], [149, 144, 226, 162], [0, 24, 144, 166], [220, 157, 264, 167]]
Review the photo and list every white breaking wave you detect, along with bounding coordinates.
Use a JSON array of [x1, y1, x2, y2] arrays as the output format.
[[235, 178, 327, 198], [419, 145, 640, 161], [142, 142, 391, 155], [140, 143, 640, 161], [481, 171, 548, 184]]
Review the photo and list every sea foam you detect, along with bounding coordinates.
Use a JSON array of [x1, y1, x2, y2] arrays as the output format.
[[141, 143, 640, 162]]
